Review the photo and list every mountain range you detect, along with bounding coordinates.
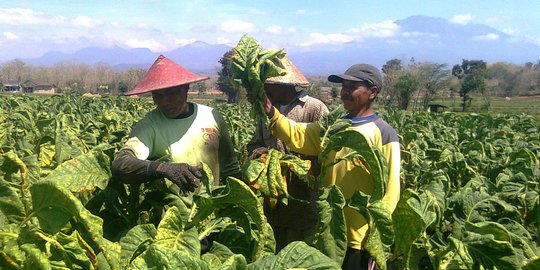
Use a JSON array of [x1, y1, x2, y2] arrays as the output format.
[[23, 15, 540, 76]]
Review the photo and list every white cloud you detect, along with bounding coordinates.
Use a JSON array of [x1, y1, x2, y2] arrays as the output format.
[[125, 38, 167, 51], [266, 25, 283, 34], [72, 16, 103, 28], [402, 31, 438, 38], [249, 8, 266, 16], [347, 20, 400, 39], [0, 8, 67, 25], [3, 32, 19, 40], [450, 14, 473, 25], [296, 9, 306, 15], [215, 37, 231, 45], [219, 20, 257, 33], [175, 38, 197, 46], [474, 33, 500, 40], [288, 27, 297, 33], [300, 33, 355, 46]]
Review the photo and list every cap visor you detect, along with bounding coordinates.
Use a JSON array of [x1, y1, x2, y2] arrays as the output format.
[[328, 74, 364, 83]]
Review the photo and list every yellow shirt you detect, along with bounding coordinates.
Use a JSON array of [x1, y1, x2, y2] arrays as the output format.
[[268, 108, 401, 249]]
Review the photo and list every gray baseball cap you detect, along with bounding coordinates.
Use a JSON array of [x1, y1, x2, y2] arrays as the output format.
[[328, 64, 383, 90]]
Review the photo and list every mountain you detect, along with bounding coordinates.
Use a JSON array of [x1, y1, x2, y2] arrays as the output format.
[[289, 15, 540, 75], [25, 42, 232, 74], [21, 15, 540, 75]]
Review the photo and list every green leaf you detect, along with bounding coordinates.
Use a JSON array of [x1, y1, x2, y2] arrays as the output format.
[[321, 130, 388, 201], [219, 254, 248, 270], [307, 185, 347, 265], [29, 181, 82, 234], [347, 191, 394, 270], [20, 244, 52, 270], [44, 150, 111, 194], [155, 206, 200, 258], [247, 241, 340, 270], [208, 241, 235, 263], [392, 189, 436, 259], [119, 224, 156, 267], [459, 221, 521, 270], [129, 245, 209, 270], [53, 231, 95, 270], [0, 180, 25, 224]]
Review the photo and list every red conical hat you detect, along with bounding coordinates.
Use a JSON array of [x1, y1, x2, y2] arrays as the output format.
[[265, 55, 310, 88], [124, 55, 209, 96]]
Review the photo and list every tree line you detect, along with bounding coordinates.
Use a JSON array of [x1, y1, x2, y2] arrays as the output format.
[[2, 56, 540, 111]]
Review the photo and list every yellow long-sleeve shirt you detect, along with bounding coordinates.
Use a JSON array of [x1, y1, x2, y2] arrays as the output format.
[[268, 107, 401, 249]]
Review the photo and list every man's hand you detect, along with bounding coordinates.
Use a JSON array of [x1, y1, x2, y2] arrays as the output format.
[[246, 92, 274, 117], [156, 163, 201, 195], [250, 147, 269, 159]]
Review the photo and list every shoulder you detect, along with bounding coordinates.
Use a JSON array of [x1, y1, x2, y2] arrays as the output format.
[[373, 117, 399, 145]]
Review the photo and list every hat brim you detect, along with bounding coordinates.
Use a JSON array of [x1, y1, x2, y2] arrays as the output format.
[[328, 74, 365, 83]]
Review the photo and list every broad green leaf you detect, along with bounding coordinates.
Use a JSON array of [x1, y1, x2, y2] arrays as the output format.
[[220, 254, 248, 270], [247, 241, 340, 270], [321, 130, 388, 201], [129, 245, 209, 270], [0, 180, 25, 224], [44, 150, 111, 194], [29, 181, 82, 234], [208, 241, 235, 263], [392, 189, 436, 259], [20, 243, 52, 270], [348, 191, 394, 270], [523, 257, 540, 270], [53, 231, 95, 270], [460, 221, 521, 270], [155, 206, 200, 258], [307, 185, 347, 265], [119, 224, 157, 267], [201, 253, 221, 268]]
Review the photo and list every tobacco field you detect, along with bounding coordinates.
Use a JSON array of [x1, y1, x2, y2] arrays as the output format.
[[0, 93, 539, 269]]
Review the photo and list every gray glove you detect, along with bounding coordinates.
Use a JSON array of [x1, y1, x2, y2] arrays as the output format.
[[250, 147, 269, 159], [156, 163, 202, 195]]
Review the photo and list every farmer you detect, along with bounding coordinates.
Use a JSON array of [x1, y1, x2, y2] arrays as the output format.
[[112, 55, 241, 196], [251, 63, 400, 269], [247, 56, 329, 251]]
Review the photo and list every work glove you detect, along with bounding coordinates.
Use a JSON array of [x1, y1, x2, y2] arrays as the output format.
[[156, 163, 202, 196], [250, 147, 269, 159]]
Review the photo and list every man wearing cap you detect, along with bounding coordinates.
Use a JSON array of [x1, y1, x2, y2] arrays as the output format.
[[247, 56, 329, 251], [252, 63, 400, 269], [112, 55, 241, 196]]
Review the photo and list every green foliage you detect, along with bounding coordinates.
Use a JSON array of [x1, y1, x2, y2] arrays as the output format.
[[0, 94, 539, 269], [452, 59, 489, 111], [230, 35, 286, 126]]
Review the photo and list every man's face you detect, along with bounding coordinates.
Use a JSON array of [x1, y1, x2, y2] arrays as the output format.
[[152, 85, 189, 118], [264, 84, 286, 105], [340, 80, 377, 116]]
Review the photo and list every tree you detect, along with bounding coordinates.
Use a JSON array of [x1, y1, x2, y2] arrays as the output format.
[[395, 73, 419, 110], [381, 59, 404, 107], [452, 60, 488, 111], [416, 62, 450, 109], [217, 49, 240, 103]]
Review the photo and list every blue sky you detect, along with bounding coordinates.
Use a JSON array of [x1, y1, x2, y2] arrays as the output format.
[[0, 0, 539, 61]]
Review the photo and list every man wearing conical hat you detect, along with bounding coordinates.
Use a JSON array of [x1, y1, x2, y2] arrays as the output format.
[[247, 55, 329, 251], [112, 55, 240, 196]]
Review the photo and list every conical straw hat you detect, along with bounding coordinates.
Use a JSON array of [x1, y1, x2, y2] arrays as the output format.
[[125, 55, 208, 96], [265, 55, 310, 88]]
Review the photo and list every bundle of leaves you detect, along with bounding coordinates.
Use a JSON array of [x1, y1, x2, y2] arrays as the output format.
[[242, 148, 312, 208], [230, 35, 286, 126]]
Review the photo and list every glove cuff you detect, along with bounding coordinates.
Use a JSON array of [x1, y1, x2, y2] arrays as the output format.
[[147, 161, 162, 178]]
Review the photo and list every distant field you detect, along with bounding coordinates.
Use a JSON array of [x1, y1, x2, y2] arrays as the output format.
[[430, 96, 540, 119]]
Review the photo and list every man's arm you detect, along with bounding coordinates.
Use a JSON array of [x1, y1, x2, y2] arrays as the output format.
[[112, 149, 201, 194], [111, 149, 161, 183]]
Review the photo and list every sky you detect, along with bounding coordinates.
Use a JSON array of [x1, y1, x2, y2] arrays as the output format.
[[0, 0, 539, 61]]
